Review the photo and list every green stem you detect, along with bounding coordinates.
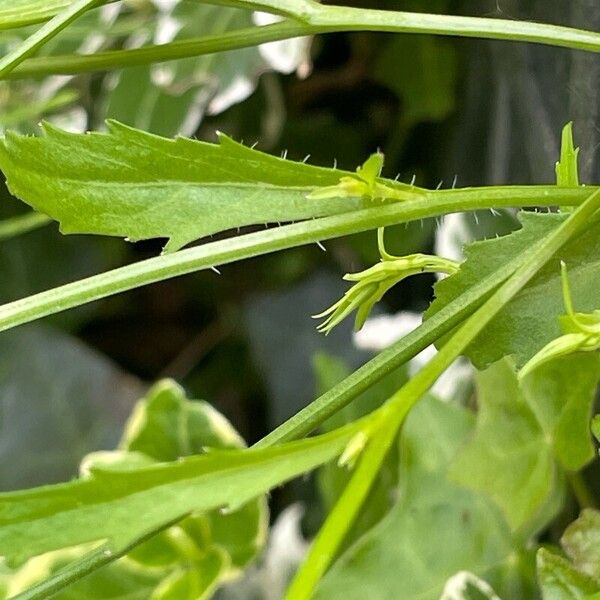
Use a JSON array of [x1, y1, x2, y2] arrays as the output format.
[[567, 471, 598, 510], [0, 0, 101, 78], [0, 186, 594, 334], [0, 212, 51, 241], [11, 516, 183, 600], [284, 189, 600, 600], [7, 6, 600, 79]]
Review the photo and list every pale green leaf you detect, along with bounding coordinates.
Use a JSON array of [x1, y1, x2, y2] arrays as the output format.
[[0, 121, 412, 252], [561, 509, 600, 580], [426, 212, 600, 368], [556, 123, 580, 187], [537, 548, 600, 600], [520, 355, 600, 471], [449, 358, 558, 533], [314, 396, 534, 600], [449, 355, 599, 532], [0, 415, 360, 567]]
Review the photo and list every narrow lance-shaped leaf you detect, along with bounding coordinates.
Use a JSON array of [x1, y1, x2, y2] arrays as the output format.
[[0, 121, 421, 253], [0, 417, 363, 567], [556, 122, 580, 187]]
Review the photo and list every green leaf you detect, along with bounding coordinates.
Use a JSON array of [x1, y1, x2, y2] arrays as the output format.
[[537, 548, 600, 600], [520, 355, 600, 471], [426, 212, 600, 368], [113, 380, 266, 573], [449, 358, 557, 533], [374, 35, 457, 126], [0, 413, 361, 568], [556, 122, 580, 187], [449, 355, 599, 532], [314, 396, 534, 600], [561, 509, 600, 580], [1, 380, 270, 599], [0, 121, 413, 252]]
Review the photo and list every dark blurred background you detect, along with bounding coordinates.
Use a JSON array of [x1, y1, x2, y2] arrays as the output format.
[[0, 0, 599, 513]]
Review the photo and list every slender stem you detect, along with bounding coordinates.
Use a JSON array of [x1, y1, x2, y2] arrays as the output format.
[[7, 22, 315, 78], [567, 471, 598, 510], [285, 189, 600, 599], [6, 6, 600, 79], [0, 186, 594, 334], [0, 212, 51, 241], [254, 231, 518, 447], [0, 0, 101, 78], [311, 4, 600, 52]]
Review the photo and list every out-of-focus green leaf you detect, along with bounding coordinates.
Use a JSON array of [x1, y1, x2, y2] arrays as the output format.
[[1, 380, 269, 599], [426, 212, 600, 368], [0, 402, 360, 568], [561, 509, 600, 580], [0, 121, 414, 252], [114, 380, 266, 574], [449, 355, 599, 532], [375, 35, 456, 126], [314, 396, 534, 600], [106, 5, 263, 137], [520, 355, 600, 471], [537, 548, 600, 600]]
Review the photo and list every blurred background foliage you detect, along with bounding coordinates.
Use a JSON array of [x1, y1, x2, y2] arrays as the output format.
[[0, 0, 599, 596]]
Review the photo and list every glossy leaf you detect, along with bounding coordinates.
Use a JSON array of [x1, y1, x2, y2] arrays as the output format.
[[0, 121, 414, 252]]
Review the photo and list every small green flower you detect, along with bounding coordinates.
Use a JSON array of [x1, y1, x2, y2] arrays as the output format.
[[314, 229, 459, 334], [519, 261, 600, 379], [307, 152, 422, 202]]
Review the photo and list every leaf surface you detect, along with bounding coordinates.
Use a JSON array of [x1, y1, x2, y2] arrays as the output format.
[[314, 396, 534, 600], [0, 121, 413, 252], [561, 509, 600, 580], [449, 355, 599, 532], [426, 212, 600, 368], [0, 410, 359, 567], [537, 548, 600, 600]]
